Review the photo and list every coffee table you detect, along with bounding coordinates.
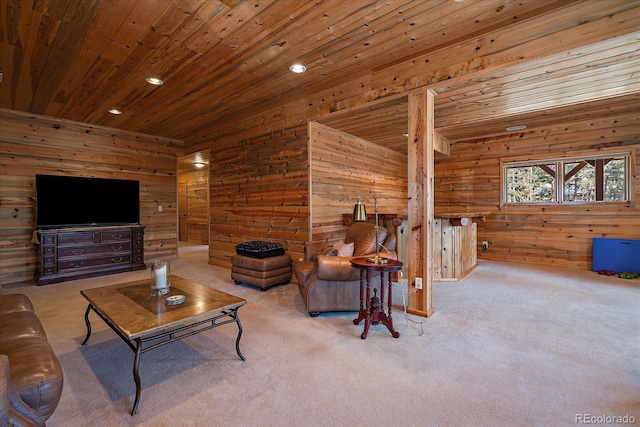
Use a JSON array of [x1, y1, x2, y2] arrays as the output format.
[[80, 275, 246, 415]]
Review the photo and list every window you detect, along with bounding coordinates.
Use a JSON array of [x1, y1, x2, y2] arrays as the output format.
[[504, 153, 631, 205]]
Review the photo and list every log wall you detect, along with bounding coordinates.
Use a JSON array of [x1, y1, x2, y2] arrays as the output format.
[[0, 109, 182, 285], [434, 111, 640, 270]]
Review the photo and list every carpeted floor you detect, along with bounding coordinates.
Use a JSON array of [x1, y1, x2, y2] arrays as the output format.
[[3, 243, 639, 426]]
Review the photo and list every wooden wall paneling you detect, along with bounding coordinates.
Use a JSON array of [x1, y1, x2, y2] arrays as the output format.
[[178, 181, 187, 240], [208, 124, 309, 268], [308, 122, 408, 245], [307, 122, 315, 245], [0, 109, 182, 285], [186, 176, 209, 244], [434, 111, 640, 270], [177, 169, 208, 244], [432, 219, 478, 281], [433, 217, 442, 280], [454, 222, 478, 279]]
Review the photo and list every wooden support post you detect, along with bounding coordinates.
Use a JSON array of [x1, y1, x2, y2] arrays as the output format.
[[406, 88, 436, 317]]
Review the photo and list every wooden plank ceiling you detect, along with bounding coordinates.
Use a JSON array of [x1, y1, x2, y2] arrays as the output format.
[[1, 0, 639, 155]]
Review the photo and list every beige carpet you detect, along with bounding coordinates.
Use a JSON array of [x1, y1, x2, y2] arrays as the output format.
[[3, 243, 639, 426]]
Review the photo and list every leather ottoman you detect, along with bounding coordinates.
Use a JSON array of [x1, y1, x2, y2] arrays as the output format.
[[231, 254, 292, 291]]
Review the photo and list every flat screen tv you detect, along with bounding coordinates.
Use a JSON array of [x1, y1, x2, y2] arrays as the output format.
[[35, 174, 140, 229]]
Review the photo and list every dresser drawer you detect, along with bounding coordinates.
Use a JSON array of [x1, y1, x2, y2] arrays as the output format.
[[58, 233, 95, 246], [58, 254, 133, 271], [100, 230, 132, 243], [58, 242, 132, 258], [40, 234, 56, 245]]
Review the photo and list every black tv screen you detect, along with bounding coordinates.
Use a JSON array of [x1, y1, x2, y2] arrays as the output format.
[[35, 174, 140, 229]]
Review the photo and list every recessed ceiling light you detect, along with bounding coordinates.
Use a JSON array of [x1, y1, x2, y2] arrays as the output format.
[[108, 108, 122, 115], [506, 125, 527, 131], [146, 77, 164, 86], [289, 64, 306, 73]]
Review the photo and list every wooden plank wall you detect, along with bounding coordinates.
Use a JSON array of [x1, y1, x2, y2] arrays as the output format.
[[309, 122, 408, 244], [0, 109, 182, 285], [433, 219, 477, 281], [177, 169, 208, 244], [434, 111, 640, 270], [208, 126, 309, 268]]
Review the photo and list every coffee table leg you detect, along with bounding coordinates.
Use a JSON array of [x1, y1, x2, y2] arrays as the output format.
[[81, 304, 93, 345], [131, 338, 142, 416], [233, 309, 246, 361]]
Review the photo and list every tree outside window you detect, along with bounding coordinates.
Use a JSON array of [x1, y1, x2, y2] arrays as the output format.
[[506, 163, 555, 203], [504, 154, 630, 205]]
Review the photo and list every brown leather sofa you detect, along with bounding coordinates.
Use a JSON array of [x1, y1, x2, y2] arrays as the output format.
[[294, 222, 397, 317], [0, 294, 63, 426]]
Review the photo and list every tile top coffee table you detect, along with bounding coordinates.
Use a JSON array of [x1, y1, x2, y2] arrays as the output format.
[[80, 275, 246, 415]]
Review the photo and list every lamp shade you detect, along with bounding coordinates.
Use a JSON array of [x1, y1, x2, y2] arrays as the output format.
[[353, 196, 367, 222]]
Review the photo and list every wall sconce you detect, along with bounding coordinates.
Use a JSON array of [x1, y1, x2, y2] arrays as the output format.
[[194, 162, 205, 168]]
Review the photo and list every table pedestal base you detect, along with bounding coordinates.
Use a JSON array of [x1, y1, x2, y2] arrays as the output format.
[[350, 257, 403, 339], [353, 289, 399, 339]]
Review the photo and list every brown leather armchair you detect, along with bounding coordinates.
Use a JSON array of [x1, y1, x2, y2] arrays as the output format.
[[294, 222, 397, 317]]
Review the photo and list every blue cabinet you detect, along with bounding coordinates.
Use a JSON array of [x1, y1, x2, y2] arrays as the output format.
[[592, 238, 640, 273]]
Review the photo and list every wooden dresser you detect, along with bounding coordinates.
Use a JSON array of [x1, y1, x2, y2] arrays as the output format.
[[35, 225, 145, 285]]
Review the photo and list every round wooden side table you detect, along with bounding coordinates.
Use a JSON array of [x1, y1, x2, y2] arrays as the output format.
[[349, 257, 403, 339]]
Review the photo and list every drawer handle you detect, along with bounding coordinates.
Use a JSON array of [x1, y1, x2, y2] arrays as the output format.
[[111, 245, 123, 251], [69, 262, 84, 268], [70, 249, 84, 256], [110, 234, 123, 240], [70, 237, 86, 243], [111, 257, 124, 263]]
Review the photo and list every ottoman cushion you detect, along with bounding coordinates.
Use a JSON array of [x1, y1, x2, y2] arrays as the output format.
[[235, 241, 285, 258]]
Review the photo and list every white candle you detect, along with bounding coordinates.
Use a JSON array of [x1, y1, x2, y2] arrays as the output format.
[[155, 265, 167, 289]]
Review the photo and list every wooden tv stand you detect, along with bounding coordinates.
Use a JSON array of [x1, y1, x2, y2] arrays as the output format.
[[34, 225, 145, 285]]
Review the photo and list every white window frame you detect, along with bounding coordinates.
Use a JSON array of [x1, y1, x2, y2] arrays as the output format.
[[501, 151, 634, 206]]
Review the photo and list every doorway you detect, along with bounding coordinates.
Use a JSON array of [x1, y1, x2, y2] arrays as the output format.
[[177, 151, 210, 245]]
